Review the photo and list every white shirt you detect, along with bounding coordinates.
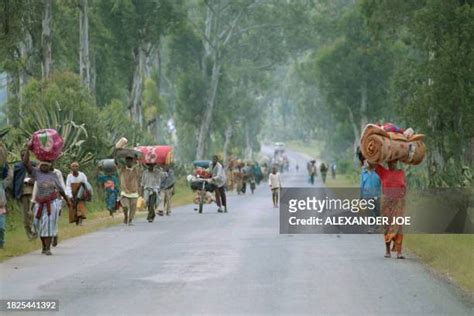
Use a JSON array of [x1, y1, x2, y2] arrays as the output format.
[[268, 173, 281, 189], [212, 162, 227, 188], [66, 171, 88, 198]]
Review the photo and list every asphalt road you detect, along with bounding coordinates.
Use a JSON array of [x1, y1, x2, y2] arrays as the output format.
[[0, 148, 472, 315]]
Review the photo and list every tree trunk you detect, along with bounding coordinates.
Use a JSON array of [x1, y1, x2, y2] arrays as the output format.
[[244, 124, 253, 160], [360, 80, 368, 133], [195, 61, 221, 159], [223, 125, 233, 165], [347, 106, 360, 165], [78, 0, 91, 91], [19, 31, 33, 107], [90, 53, 96, 100], [41, 0, 52, 79], [129, 43, 151, 127]]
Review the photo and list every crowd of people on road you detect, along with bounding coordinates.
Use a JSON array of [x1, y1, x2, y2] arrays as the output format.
[[1, 132, 407, 260], [0, 137, 177, 254], [189, 153, 286, 213]]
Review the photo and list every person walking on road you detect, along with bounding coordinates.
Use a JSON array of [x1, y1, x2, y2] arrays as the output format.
[[268, 166, 281, 208], [116, 155, 141, 225], [375, 160, 406, 259], [320, 162, 328, 184], [13, 150, 36, 239], [159, 165, 176, 216], [360, 159, 381, 233], [211, 155, 227, 213], [23, 151, 71, 256], [66, 162, 91, 226], [309, 160, 317, 185], [331, 160, 337, 179], [97, 172, 120, 217], [141, 164, 164, 221]]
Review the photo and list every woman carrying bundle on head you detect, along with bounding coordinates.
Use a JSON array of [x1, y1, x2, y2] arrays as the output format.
[[375, 160, 406, 259], [22, 151, 71, 256], [66, 162, 91, 226]]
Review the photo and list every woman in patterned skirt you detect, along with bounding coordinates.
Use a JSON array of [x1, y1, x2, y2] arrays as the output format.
[[23, 150, 70, 255]]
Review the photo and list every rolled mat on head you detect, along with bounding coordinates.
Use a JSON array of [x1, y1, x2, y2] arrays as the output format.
[[135, 145, 173, 165], [359, 124, 426, 165]]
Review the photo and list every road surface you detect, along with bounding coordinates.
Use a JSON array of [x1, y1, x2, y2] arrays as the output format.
[[1, 149, 472, 315]]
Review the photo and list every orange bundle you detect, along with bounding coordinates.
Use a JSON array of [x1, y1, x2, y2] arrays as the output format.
[[194, 167, 212, 179], [359, 124, 426, 165]]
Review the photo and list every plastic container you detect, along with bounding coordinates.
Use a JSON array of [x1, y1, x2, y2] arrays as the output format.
[[115, 137, 128, 149], [98, 159, 117, 174], [29, 128, 64, 161]]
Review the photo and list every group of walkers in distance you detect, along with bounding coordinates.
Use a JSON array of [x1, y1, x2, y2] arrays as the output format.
[[0, 136, 177, 254], [306, 160, 336, 185]]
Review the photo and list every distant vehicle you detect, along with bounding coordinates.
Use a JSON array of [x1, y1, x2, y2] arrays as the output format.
[[274, 142, 285, 151], [274, 142, 286, 159]]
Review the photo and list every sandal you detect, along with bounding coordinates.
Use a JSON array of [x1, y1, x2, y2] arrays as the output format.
[[397, 255, 405, 259], [384, 253, 391, 258]]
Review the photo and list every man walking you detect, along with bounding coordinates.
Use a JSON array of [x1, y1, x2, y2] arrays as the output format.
[[159, 165, 176, 216], [66, 162, 90, 226], [13, 150, 36, 239], [211, 155, 227, 213], [116, 155, 141, 225], [268, 166, 281, 208], [141, 164, 164, 222]]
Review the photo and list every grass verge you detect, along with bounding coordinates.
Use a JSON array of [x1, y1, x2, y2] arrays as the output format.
[[0, 179, 193, 262], [324, 173, 474, 296], [404, 235, 474, 296]]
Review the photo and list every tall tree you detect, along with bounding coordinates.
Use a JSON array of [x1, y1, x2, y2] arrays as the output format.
[[78, 0, 91, 91], [41, 0, 52, 79]]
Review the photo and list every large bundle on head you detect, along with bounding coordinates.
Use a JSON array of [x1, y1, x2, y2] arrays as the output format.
[[29, 128, 64, 161], [359, 123, 426, 165], [135, 145, 173, 165], [98, 159, 117, 174]]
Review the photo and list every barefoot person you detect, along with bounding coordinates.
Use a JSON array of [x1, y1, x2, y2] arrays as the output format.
[[23, 151, 70, 255], [268, 166, 281, 208], [115, 154, 141, 225], [66, 162, 90, 226], [159, 165, 176, 216], [97, 172, 120, 217], [375, 160, 406, 259]]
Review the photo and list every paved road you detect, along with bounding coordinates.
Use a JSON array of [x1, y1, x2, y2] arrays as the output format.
[[1, 149, 472, 315]]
